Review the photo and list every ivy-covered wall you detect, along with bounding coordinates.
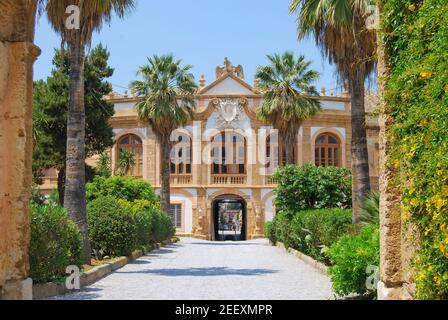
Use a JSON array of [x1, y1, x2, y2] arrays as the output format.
[[383, 0, 448, 299]]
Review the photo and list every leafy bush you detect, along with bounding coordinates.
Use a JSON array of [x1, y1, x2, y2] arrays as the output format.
[[274, 164, 352, 213], [87, 196, 137, 257], [267, 209, 352, 263], [86, 176, 159, 208], [119, 199, 174, 246], [327, 224, 380, 297], [383, 0, 448, 299], [264, 221, 276, 244], [149, 209, 175, 243], [29, 202, 82, 283]]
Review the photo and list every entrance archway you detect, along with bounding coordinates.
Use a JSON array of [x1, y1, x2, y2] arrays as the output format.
[[212, 195, 247, 241]]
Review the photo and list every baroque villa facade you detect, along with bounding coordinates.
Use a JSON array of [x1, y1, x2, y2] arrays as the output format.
[[40, 59, 380, 241]]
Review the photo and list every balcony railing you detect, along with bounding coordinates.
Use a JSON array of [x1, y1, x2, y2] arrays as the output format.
[[264, 175, 278, 186], [212, 174, 247, 185], [170, 174, 193, 185]]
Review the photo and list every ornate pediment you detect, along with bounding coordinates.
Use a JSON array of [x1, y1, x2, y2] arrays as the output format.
[[198, 58, 255, 95]]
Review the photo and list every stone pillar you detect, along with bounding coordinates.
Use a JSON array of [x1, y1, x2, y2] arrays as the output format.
[[301, 125, 312, 164], [376, 12, 414, 299], [0, 0, 40, 300]]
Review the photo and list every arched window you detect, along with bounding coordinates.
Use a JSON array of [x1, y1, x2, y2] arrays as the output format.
[[315, 133, 341, 167], [212, 132, 246, 175], [266, 133, 297, 172], [170, 133, 192, 175], [117, 134, 143, 176]]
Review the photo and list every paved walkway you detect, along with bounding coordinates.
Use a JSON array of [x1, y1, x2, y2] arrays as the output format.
[[51, 238, 333, 300]]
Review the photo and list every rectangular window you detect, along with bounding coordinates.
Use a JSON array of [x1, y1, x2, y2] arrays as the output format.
[[169, 204, 182, 229]]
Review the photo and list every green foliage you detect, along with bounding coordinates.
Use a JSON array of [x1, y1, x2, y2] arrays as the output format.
[[360, 192, 380, 225], [383, 0, 448, 299], [255, 52, 321, 161], [149, 209, 176, 243], [130, 54, 197, 138], [32, 44, 115, 199], [117, 149, 136, 176], [87, 196, 137, 257], [133, 209, 154, 247], [118, 200, 173, 245], [327, 224, 380, 297], [266, 209, 352, 263], [86, 176, 159, 208], [264, 221, 276, 244], [274, 164, 352, 213], [29, 201, 82, 283], [97, 152, 112, 178]]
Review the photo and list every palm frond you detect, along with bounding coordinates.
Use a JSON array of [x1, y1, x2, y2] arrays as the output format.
[[130, 54, 198, 140]]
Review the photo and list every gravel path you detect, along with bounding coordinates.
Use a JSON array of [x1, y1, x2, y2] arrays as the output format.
[[51, 238, 333, 300]]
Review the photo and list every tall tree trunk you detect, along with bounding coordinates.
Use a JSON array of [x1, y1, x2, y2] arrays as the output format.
[[57, 166, 65, 206], [282, 129, 297, 165], [64, 35, 91, 264], [349, 75, 371, 222], [160, 136, 172, 214]]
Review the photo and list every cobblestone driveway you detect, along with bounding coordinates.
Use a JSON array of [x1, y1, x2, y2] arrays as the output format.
[[52, 238, 333, 300]]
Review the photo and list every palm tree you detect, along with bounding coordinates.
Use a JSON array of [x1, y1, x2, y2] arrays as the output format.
[[39, 0, 135, 263], [97, 151, 112, 178], [117, 149, 136, 176], [130, 55, 197, 213], [256, 52, 321, 164], [290, 0, 377, 222]]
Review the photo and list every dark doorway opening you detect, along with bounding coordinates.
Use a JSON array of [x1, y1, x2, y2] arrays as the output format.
[[212, 197, 247, 241]]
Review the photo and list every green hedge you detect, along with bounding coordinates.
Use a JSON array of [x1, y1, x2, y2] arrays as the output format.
[[274, 164, 352, 213], [265, 208, 352, 263], [29, 202, 82, 283], [149, 208, 175, 243], [86, 176, 159, 208], [87, 196, 138, 257], [327, 224, 380, 297], [120, 199, 175, 245], [383, 0, 448, 299], [87, 195, 175, 258]]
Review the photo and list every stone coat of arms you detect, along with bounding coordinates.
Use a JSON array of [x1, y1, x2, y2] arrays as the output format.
[[213, 98, 245, 129]]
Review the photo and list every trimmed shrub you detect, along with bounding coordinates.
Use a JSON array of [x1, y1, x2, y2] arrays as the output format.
[[87, 196, 137, 257], [267, 208, 352, 263], [274, 164, 352, 213], [119, 199, 174, 246], [29, 202, 82, 283], [264, 221, 276, 244], [150, 209, 175, 243], [86, 176, 159, 208], [326, 224, 380, 297]]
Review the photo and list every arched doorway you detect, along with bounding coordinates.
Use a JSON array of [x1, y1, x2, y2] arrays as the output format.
[[212, 195, 247, 241]]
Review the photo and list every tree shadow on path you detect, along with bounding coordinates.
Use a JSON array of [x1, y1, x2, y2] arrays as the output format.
[[116, 267, 278, 277]]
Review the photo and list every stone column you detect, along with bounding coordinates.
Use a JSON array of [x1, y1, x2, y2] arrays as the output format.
[[301, 125, 312, 164], [0, 0, 40, 300], [376, 7, 414, 299]]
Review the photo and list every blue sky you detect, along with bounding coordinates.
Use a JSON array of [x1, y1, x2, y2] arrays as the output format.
[[34, 0, 342, 94]]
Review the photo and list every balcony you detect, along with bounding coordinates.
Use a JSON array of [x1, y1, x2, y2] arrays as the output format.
[[212, 174, 247, 185], [264, 175, 278, 186], [170, 174, 193, 185]]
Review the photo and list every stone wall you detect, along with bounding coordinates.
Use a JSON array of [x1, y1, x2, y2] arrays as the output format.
[[0, 0, 40, 300]]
